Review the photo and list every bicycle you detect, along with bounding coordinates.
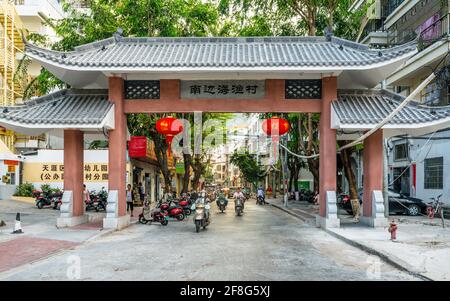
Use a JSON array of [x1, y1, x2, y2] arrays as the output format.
[[427, 194, 445, 228]]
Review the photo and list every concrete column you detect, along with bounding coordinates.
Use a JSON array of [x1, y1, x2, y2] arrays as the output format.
[[103, 76, 130, 230], [57, 129, 88, 227], [361, 129, 388, 227], [316, 77, 339, 229]]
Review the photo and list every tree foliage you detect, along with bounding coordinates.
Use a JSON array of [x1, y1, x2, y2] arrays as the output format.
[[230, 151, 265, 187]]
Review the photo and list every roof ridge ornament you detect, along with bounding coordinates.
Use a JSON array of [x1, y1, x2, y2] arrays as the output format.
[[324, 26, 333, 42], [113, 28, 124, 42]]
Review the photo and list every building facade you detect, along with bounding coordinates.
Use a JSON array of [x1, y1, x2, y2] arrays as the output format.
[[356, 0, 450, 204]]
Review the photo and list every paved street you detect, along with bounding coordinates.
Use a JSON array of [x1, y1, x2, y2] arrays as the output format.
[[0, 199, 419, 281]]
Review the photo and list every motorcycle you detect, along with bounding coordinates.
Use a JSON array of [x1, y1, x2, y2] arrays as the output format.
[[86, 190, 98, 211], [193, 199, 211, 233], [256, 194, 265, 205], [173, 197, 192, 216], [235, 196, 244, 216], [159, 200, 185, 221], [34, 190, 61, 209], [243, 188, 251, 200], [216, 194, 228, 213], [139, 201, 169, 226], [95, 188, 108, 212]]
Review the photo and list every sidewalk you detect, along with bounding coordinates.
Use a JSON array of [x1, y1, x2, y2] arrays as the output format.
[[268, 197, 450, 281], [0, 199, 115, 275], [266, 198, 318, 225]]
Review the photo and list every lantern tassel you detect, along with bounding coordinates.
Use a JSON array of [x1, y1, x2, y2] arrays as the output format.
[[272, 136, 279, 162]]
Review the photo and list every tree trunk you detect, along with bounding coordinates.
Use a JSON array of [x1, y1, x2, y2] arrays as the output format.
[[307, 157, 319, 192], [150, 129, 172, 193], [191, 154, 204, 191], [182, 153, 191, 193], [340, 142, 359, 218]]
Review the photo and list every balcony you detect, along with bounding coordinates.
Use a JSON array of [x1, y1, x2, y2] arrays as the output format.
[[387, 13, 449, 48], [386, 22, 449, 88], [14, 0, 65, 20], [385, 0, 407, 17]]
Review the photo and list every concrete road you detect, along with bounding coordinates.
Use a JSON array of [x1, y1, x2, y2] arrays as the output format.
[[0, 200, 419, 280]]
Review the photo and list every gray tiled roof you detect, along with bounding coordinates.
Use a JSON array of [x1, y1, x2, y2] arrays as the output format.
[[334, 90, 450, 125], [0, 89, 111, 125], [25, 36, 417, 70]]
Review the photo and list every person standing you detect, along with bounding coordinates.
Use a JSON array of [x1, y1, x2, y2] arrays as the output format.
[[83, 184, 90, 204], [126, 184, 134, 217]]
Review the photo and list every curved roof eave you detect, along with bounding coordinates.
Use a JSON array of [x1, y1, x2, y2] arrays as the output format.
[[24, 35, 418, 89], [26, 47, 416, 89]]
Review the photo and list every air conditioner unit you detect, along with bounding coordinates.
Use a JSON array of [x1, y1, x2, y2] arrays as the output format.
[[367, 0, 382, 20]]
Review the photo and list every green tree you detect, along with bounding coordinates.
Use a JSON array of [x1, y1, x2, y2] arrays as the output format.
[[25, 0, 220, 193], [230, 151, 265, 189]]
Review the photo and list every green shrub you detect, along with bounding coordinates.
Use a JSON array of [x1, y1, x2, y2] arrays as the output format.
[[40, 184, 52, 193], [13, 183, 35, 197]]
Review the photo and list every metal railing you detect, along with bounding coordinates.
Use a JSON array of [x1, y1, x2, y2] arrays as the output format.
[[418, 13, 450, 50], [387, 13, 449, 50], [384, 0, 406, 17]]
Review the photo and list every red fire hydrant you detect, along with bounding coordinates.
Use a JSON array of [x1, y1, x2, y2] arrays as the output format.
[[388, 220, 398, 241]]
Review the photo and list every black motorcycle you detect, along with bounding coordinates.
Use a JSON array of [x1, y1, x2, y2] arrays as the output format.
[[95, 188, 108, 211]]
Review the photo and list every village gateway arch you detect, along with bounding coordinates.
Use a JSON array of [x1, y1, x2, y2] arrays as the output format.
[[2, 33, 450, 230]]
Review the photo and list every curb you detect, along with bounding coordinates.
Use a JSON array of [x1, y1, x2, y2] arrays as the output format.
[[323, 228, 433, 281], [85, 227, 116, 243], [268, 202, 434, 281], [268, 202, 316, 226]]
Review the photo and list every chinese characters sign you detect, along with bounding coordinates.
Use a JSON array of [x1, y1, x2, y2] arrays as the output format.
[[23, 163, 109, 183], [180, 80, 265, 99]]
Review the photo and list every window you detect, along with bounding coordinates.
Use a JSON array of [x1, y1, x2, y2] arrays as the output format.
[[394, 143, 409, 161], [424, 157, 443, 189], [7, 172, 15, 185]]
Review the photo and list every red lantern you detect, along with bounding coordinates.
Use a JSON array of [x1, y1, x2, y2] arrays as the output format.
[[155, 117, 184, 155], [262, 117, 290, 161]]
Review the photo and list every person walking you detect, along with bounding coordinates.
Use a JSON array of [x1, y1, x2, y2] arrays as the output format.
[[126, 184, 134, 217]]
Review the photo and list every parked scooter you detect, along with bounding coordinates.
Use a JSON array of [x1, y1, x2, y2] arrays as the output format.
[[95, 187, 108, 211], [159, 200, 185, 221], [173, 195, 192, 216], [34, 190, 61, 209], [139, 200, 169, 226], [235, 196, 244, 216], [86, 190, 98, 211], [193, 193, 211, 232]]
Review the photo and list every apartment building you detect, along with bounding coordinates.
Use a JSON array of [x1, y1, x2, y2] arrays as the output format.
[[356, 0, 450, 203]]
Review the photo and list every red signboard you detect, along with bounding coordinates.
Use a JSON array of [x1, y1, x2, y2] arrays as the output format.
[[128, 136, 147, 158], [4, 160, 19, 166]]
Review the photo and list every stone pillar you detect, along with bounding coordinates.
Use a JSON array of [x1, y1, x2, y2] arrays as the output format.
[[316, 77, 339, 229], [57, 129, 88, 227], [361, 129, 388, 227], [103, 76, 130, 230]]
